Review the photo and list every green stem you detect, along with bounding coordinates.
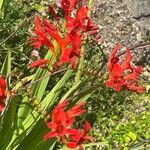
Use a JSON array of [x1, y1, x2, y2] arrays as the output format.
[[88, 0, 95, 15], [75, 46, 85, 83], [75, 0, 95, 83]]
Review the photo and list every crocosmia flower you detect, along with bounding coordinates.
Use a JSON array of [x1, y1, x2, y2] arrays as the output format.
[[44, 100, 94, 149], [59, 31, 81, 68], [61, 0, 77, 15], [0, 76, 7, 112], [29, 1, 98, 70], [67, 122, 94, 150], [29, 59, 50, 69], [29, 17, 56, 58], [105, 44, 145, 93], [44, 100, 86, 142]]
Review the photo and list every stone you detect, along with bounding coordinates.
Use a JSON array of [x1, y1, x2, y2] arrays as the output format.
[[124, 0, 150, 19], [124, 0, 150, 39]]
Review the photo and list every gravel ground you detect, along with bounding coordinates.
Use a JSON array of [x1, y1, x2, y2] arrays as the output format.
[[93, 0, 150, 81]]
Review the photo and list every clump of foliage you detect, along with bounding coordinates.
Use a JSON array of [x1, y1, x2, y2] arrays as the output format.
[[0, 0, 149, 150]]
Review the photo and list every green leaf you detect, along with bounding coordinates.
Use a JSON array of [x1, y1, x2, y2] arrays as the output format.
[[22, 70, 73, 130], [0, 95, 18, 150], [60, 81, 82, 102], [13, 119, 56, 150], [73, 86, 96, 103], [1, 50, 11, 76], [40, 70, 73, 108], [7, 70, 73, 149], [17, 52, 52, 127], [0, 0, 4, 10], [33, 69, 50, 100]]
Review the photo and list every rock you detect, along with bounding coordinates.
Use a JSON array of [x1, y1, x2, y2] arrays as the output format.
[[124, 0, 150, 19], [136, 32, 143, 42], [124, 0, 150, 39]]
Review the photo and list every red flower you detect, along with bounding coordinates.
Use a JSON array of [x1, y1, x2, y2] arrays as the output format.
[[86, 19, 99, 33], [65, 5, 99, 37], [75, 6, 88, 22], [67, 122, 94, 150], [30, 16, 82, 69], [124, 66, 142, 81], [61, 0, 77, 15], [44, 100, 69, 141], [29, 17, 56, 58], [66, 102, 86, 125], [105, 44, 145, 93], [126, 82, 145, 93], [0, 76, 7, 112], [65, 6, 89, 30], [43, 19, 62, 55], [120, 48, 132, 70], [60, 31, 81, 68], [29, 3, 98, 69], [29, 59, 49, 69], [44, 100, 86, 141], [124, 66, 145, 93]]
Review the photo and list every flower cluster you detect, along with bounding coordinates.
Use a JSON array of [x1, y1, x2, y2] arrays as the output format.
[[44, 100, 94, 150], [29, 0, 98, 69], [105, 44, 145, 93], [0, 76, 7, 112], [27, 0, 146, 149]]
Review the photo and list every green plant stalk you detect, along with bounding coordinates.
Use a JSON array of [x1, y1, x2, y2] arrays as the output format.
[[60, 81, 82, 102], [88, 0, 95, 15], [75, 0, 95, 83], [75, 46, 85, 83]]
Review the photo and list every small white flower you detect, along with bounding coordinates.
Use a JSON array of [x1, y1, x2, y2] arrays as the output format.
[[31, 50, 40, 58], [55, 0, 63, 7]]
